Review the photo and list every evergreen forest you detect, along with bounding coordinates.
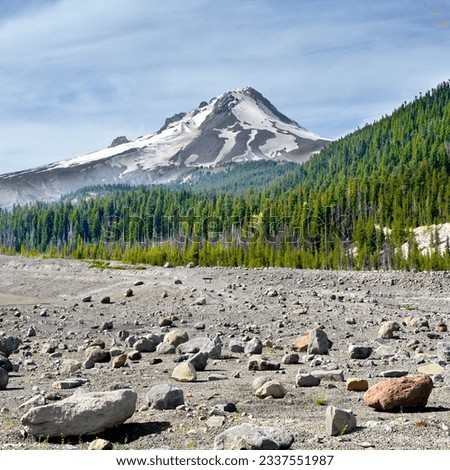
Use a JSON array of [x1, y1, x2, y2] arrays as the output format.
[[0, 80, 449, 271]]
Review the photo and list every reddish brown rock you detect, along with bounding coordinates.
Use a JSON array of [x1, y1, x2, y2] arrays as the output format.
[[293, 333, 309, 352], [364, 375, 433, 411]]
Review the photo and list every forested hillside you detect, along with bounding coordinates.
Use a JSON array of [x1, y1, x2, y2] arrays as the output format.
[[0, 80, 449, 270]]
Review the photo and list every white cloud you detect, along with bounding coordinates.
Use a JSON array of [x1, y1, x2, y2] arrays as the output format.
[[0, 0, 448, 173]]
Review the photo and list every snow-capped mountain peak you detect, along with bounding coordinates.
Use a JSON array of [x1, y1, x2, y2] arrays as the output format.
[[0, 87, 331, 209]]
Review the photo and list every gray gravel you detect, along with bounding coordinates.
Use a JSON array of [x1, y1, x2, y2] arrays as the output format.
[[0, 255, 449, 450]]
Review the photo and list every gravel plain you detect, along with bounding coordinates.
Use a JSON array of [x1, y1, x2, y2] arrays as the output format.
[[0, 254, 449, 451]]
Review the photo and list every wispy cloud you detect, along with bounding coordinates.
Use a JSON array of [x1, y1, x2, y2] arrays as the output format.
[[0, 0, 448, 173]]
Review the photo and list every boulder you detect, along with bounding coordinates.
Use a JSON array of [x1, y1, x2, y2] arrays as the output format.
[[146, 384, 185, 410], [21, 389, 137, 437], [164, 330, 189, 348], [248, 356, 280, 371], [295, 372, 321, 388], [0, 335, 21, 357], [172, 362, 197, 382], [325, 406, 357, 436], [255, 380, 286, 399], [293, 333, 309, 352], [133, 338, 157, 353], [346, 378, 369, 391], [307, 329, 330, 355], [244, 337, 263, 355], [187, 351, 209, 371], [348, 345, 373, 360], [228, 340, 245, 354], [378, 321, 401, 339], [0, 353, 14, 373], [364, 375, 433, 411], [214, 424, 294, 450], [176, 335, 222, 359]]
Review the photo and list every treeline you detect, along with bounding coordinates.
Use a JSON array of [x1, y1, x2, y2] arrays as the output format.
[[0, 80, 449, 271]]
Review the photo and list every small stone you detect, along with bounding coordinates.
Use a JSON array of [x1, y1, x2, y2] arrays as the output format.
[[52, 378, 87, 390], [164, 330, 189, 348], [417, 364, 445, 375], [325, 406, 357, 436], [207, 416, 226, 428], [112, 354, 127, 369], [100, 296, 111, 304], [346, 378, 369, 391], [172, 362, 197, 382], [158, 318, 173, 327], [229, 340, 245, 353], [377, 370, 409, 378], [194, 296, 207, 306], [248, 356, 280, 371], [187, 351, 209, 371], [348, 345, 373, 360], [295, 373, 321, 387], [244, 337, 263, 355], [293, 333, 309, 352], [127, 350, 142, 361], [282, 353, 300, 365], [255, 380, 286, 399], [311, 370, 345, 382], [149, 358, 163, 365], [378, 321, 401, 339], [214, 424, 294, 450], [89, 438, 113, 450], [124, 289, 133, 298]]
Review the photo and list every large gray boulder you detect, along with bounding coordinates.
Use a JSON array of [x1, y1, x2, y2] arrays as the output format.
[[176, 335, 222, 359], [0, 336, 21, 357], [307, 329, 330, 355], [146, 384, 185, 410], [214, 424, 294, 450], [21, 389, 137, 437]]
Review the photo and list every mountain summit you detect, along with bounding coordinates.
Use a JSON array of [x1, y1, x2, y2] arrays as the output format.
[[0, 87, 331, 208]]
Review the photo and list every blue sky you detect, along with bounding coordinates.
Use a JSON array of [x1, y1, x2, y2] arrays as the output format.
[[0, 0, 448, 174]]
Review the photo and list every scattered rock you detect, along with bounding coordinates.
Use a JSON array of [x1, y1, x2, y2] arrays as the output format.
[[21, 389, 138, 437], [348, 345, 373, 360], [307, 329, 330, 355], [214, 424, 294, 450], [295, 372, 321, 387], [89, 438, 113, 450], [311, 370, 345, 382], [346, 378, 369, 391], [244, 337, 263, 355], [255, 380, 286, 399], [164, 330, 189, 348], [417, 364, 445, 375], [187, 351, 209, 371], [146, 383, 185, 410], [378, 321, 401, 339], [248, 356, 280, 371], [171, 362, 197, 382], [364, 375, 433, 411], [325, 406, 357, 436], [0, 336, 21, 357]]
